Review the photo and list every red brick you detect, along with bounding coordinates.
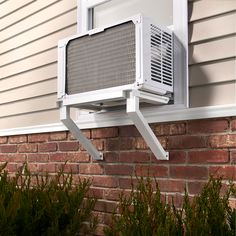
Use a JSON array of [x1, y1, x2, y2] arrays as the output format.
[[170, 166, 208, 180], [38, 163, 57, 173], [50, 153, 90, 163], [38, 143, 57, 152], [168, 135, 206, 149], [91, 140, 104, 151], [154, 123, 186, 136], [28, 134, 49, 142], [188, 181, 206, 195], [93, 176, 118, 188], [119, 178, 138, 189], [188, 150, 229, 164], [28, 153, 49, 162], [105, 138, 120, 151], [91, 127, 118, 139], [8, 135, 27, 144], [167, 194, 184, 208], [135, 165, 168, 178], [9, 154, 27, 162], [94, 200, 117, 213], [0, 145, 17, 153], [104, 189, 121, 201], [94, 225, 107, 236], [208, 134, 236, 148], [134, 137, 149, 150], [5, 163, 18, 173], [231, 151, 236, 164], [58, 163, 79, 173], [26, 163, 38, 172], [80, 164, 104, 175], [18, 143, 37, 153], [104, 152, 119, 162], [151, 151, 186, 164], [68, 130, 90, 140], [0, 137, 7, 144], [58, 141, 79, 151], [0, 154, 8, 162], [209, 166, 236, 180], [96, 212, 113, 225], [119, 125, 140, 137], [105, 164, 133, 176], [187, 119, 228, 134], [49, 132, 67, 141], [229, 199, 236, 209], [0, 154, 26, 162], [88, 188, 104, 198], [120, 151, 150, 163], [157, 180, 185, 193], [231, 118, 236, 131], [120, 137, 134, 150]]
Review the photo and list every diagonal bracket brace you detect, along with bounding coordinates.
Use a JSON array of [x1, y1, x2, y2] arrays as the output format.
[[126, 91, 169, 160], [60, 106, 103, 160]]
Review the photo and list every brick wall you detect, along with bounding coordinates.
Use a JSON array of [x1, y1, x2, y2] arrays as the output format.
[[0, 117, 236, 234]]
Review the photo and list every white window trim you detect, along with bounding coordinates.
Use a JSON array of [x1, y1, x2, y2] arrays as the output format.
[[1, 104, 236, 136], [1, 0, 236, 137]]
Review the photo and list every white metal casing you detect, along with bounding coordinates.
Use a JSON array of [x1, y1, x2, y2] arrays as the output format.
[[58, 14, 173, 106]]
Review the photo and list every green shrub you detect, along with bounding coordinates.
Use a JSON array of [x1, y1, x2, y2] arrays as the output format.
[[183, 177, 236, 236], [0, 163, 97, 236], [105, 176, 236, 236]]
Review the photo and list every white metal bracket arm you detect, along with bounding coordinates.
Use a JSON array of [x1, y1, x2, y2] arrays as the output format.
[[60, 106, 103, 160], [126, 91, 169, 160]]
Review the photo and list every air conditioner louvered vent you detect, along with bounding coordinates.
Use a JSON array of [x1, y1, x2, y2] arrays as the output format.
[[150, 24, 173, 87], [66, 21, 136, 95]]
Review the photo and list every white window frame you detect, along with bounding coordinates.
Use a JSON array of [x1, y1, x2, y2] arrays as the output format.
[[1, 0, 236, 137]]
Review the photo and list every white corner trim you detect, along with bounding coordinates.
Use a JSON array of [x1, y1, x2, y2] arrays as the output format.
[[1, 104, 236, 137]]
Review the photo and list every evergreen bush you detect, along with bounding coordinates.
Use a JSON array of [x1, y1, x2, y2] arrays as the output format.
[[0, 163, 97, 236], [105, 176, 236, 236]]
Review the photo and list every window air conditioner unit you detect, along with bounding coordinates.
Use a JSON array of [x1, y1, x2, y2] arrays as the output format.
[[58, 14, 173, 161], [58, 14, 173, 106]]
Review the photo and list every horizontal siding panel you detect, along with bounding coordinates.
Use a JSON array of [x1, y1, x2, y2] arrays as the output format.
[[189, 0, 236, 22], [0, 94, 57, 118], [0, 0, 35, 18], [1, 0, 59, 30], [190, 82, 236, 107], [189, 58, 236, 87], [189, 12, 236, 43], [189, 35, 236, 65], [0, 9, 77, 55], [1, 49, 57, 79], [0, 25, 76, 67], [0, 64, 56, 92], [1, 0, 77, 42], [0, 79, 57, 104], [0, 110, 59, 130]]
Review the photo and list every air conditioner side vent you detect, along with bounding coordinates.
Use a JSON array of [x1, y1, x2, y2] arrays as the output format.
[[150, 24, 173, 88]]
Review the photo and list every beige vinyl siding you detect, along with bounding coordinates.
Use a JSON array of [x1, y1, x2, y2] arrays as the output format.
[[189, 0, 236, 108], [0, 0, 77, 130]]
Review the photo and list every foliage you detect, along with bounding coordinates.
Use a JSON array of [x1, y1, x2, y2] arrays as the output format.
[[0, 163, 97, 236], [105, 176, 236, 236]]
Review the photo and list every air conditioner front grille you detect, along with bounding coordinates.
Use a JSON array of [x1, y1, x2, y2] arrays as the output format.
[[66, 21, 136, 95], [150, 24, 173, 87]]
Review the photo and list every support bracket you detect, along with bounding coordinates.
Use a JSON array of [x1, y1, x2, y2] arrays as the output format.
[[60, 106, 103, 160], [126, 91, 169, 160]]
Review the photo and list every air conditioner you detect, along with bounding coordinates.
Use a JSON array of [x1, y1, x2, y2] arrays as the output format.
[[58, 14, 173, 161], [58, 14, 173, 108]]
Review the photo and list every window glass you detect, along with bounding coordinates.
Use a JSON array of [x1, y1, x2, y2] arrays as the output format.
[[94, 0, 173, 28]]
